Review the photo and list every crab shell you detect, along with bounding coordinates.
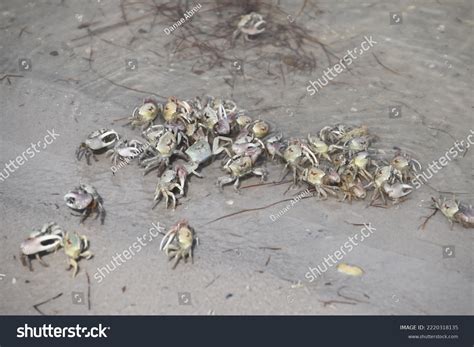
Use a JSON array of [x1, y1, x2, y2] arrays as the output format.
[[177, 224, 194, 250], [251, 121, 269, 138], [163, 97, 178, 122], [390, 155, 409, 171], [283, 143, 303, 163], [236, 115, 253, 127], [456, 203, 474, 228], [302, 167, 325, 186], [63, 232, 87, 259], [161, 169, 178, 183], [156, 131, 177, 155], [137, 102, 159, 121], [437, 199, 460, 219], [348, 137, 369, 152], [353, 151, 370, 169], [350, 183, 366, 199], [374, 166, 392, 187], [226, 156, 253, 177], [307, 135, 329, 154], [185, 138, 212, 164]]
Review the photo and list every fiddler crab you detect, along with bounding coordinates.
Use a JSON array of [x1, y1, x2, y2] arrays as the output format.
[[140, 129, 186, 176], [64, 184, 106, 224], [153, 168, 184, 210], [368, 166, 412, 205], [233, 12, 266, 41], [279, 139, 318, 184], [183, 137, 213, 178], [20, 222, 64, 271], [300, 166, 338, 199], [170, 138, 213, 198], [347, 151, 373, 182], [390, 152, 420, 183], [162, 96, 193, 125], [320, 124, 369, 145], [212, 128, 265, 161], [265, 133, 284, 160], [341, 179, 367, 203], [307, 134, 337, 162], [160, 220, 197, 269], [76, 129, 119, 165], [218, 155, 267, 191], [62, 231, 93, 278], [344, 136, 371, 157], [126, 98, 161, 130], [106, 139, 144, 166], [426, 197, 474, 229]]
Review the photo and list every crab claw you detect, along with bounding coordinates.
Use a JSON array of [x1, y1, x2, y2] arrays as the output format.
[[383, 183, 413, 200], [117, 147, 141, 158], [87, 129, 119, 151], [20, 234, 63, 256], [64, 189, 93, 210], [242, 20, 266, 37], [176, 164, 189, 192]]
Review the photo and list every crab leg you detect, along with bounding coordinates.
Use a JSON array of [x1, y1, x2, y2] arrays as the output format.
[[36, 253, 50, 267], [160, 229, 177, 251]]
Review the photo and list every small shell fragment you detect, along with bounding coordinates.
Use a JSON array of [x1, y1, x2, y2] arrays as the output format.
[[336, 263, 364, 276]]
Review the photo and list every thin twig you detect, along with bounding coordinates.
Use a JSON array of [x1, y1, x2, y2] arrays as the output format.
[[337, 285, 369, 304], [418, 208, 438, 230], [33, 293, 63, 315], [203, 194, 313, 226], [86, 271, 91, 311], [372, 53, 400, 75], [319, 299, 356, 307]]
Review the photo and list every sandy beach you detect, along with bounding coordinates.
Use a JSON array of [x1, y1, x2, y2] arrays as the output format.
[[0, 0, 472, 315]]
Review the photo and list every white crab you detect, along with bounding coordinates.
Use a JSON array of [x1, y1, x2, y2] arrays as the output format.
[[20, 222, 64, 271], [106, 139, 144, 166], [233, 12, 266, 41], [76, 129, 119, 164]]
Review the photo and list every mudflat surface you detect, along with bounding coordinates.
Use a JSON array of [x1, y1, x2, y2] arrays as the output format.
[[0, 0, 472, 314]]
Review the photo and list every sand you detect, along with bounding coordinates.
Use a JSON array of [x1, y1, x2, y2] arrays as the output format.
[[0, 0, 472, 315]]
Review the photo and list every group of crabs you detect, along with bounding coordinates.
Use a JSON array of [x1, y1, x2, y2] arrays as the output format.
[[19, 184, 103, 277], [19, 182, 195, 276], [76, 95, 472, 228], [18, 95, 473, 278]]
